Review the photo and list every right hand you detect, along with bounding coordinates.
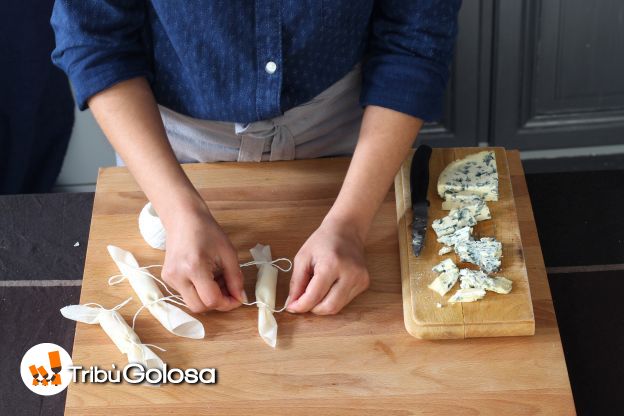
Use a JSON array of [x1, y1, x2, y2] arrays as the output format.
[[86, 78, 244, 312], [160, 203, 245, 313]]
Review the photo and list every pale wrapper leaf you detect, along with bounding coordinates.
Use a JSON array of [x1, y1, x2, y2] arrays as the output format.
[[251, 244, 278, 348], [60, 304, 101, 324], [60, 304, 163, 370], [107, 245, 205, 339]]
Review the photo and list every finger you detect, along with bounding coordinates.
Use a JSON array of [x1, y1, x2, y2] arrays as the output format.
[[220, 247, 245, 303], [287, 252, 312, 306], [176, 280, 210, 313], [192, 272, 240, 312], [214, 274, 229, 296], [311, 277, 361, 315], [287, 266, 337, 313]]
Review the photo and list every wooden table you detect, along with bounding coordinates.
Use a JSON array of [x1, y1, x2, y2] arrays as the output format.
[[65, 152, 575, 415]]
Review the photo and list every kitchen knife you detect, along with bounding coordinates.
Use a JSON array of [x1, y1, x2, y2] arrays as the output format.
[[410, 145, 432, 256]]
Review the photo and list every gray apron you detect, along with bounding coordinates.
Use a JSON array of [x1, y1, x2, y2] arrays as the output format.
[[129, 65, 363, 165]]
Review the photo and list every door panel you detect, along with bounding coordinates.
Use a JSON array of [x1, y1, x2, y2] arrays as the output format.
[[492, 0, 624, 150], [418, 0, 491, 147]]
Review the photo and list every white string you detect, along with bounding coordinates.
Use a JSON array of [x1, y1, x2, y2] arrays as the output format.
[[80, 297, 167, 354], [138, 342, 167, 352], [108, 266, 178, 298], [108, 265, 191, 325], [82, 302, 105, 309], [241, 296, 290, 313], [107, 274, 126, 285], [131, 295, 188, 329], [107, 257, 293, 314], [239, 258, 293, 272], [83, 296, 133, 312], [86, 298, 133, 328]]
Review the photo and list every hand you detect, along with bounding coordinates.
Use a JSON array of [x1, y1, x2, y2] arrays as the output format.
[[287, 217, 370, 315], [160, 203, 245, 313]]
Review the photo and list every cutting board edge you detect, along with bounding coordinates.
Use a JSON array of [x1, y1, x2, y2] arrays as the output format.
[[403, 319, 536, 340], [501, 149, 537, 323], [396, 160, 465, 340]]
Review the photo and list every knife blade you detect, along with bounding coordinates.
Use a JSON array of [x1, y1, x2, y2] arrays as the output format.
[[409, 145, 432, 256]]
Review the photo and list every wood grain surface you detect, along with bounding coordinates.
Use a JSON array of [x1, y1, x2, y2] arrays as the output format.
[[65, 155, 574, 415], [395, 147, 535, 339]]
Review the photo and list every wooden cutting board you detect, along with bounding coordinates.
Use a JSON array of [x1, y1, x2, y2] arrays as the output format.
[[65, 155, 573, 415], [395, 147, 535, 339]]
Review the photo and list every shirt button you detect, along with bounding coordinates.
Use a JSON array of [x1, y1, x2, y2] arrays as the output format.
[[265, 61, 277, 74]]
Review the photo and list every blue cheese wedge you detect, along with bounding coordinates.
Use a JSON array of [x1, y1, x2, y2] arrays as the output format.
[[454, 238, 502, 274], [432, 207, 477, 237], [429, 259, 459, 296], [437, 226, 473, 247], [441, 192, 484, 205], [448, 288, 486, 303], [441, 197, 491, 222], [459, 269, 512, 294], [437, 151, 499, 201]]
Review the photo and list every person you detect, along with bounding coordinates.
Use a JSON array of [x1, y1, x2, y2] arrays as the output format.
[[51, 1, 461, 315]]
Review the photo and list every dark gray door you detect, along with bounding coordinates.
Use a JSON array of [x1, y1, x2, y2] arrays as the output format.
[[491, 0, 624, 150], [418, 0, 492, 147]]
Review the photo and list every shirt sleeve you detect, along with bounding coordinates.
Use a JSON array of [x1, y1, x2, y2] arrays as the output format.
[[50, 0, 150, 110], [360, 0, 462, 121]]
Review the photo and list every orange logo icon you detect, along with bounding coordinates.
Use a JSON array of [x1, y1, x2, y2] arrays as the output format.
[[20, 343, 72, 395], [28, 351, 63, 387]]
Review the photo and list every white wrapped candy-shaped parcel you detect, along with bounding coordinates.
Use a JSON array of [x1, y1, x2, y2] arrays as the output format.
[[107, 245, 205, 339], [250, 244, 279, 348], [60, 301, 163, 370], [138, 202, 166, 250]]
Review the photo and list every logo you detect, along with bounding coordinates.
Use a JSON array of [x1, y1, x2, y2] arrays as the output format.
[[20, 342, 217, 391], [20, 343, 73, 396]]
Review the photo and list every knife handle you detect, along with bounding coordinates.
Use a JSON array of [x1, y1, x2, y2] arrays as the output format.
[[410, 145, 432, 204]]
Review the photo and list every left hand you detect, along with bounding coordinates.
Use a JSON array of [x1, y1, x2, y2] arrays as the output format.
[[286, 217, 370, 315]]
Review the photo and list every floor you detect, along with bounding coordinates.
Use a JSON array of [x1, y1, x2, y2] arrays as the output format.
[[0, 164, 622, 415], [0, 193, 90, 415], [525, 170, 624, 415]]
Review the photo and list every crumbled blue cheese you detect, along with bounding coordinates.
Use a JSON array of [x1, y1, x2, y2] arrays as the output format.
[[437, 226, 473, 247], [429, 259, 460, 296], [454, 238, 502, 274], [437, 151, 499, 201], [432, 258, 457, 274], [431, 215, 458, 238], [432, 207, 477, 238], [428, 270, 460, 296], [459, 269, 512, 294], [438, 246, 453, 255], [448, 288, 486, 303]]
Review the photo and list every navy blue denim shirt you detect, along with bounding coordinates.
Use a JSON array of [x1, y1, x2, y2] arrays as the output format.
[[51, 1, 460, 123]]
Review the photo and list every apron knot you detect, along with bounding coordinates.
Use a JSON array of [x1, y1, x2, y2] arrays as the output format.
[[235, 121, 295, 162]]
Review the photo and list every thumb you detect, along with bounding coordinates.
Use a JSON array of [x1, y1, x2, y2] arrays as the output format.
[[220, 244, 246, 303]]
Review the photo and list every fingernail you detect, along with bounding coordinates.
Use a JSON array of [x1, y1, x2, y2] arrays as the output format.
[[284, 295, 291, 307], [240, 289, 249, 304]]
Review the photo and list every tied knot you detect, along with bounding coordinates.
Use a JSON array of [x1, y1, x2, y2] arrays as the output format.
[[235, 121, 294, 161]]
